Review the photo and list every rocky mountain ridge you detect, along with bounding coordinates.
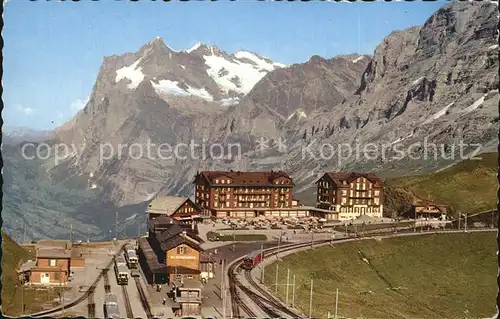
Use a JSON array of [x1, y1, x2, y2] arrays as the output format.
[[2, 1, 498, 239]]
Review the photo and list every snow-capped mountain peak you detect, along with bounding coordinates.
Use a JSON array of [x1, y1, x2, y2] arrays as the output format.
[[113, 37, 286, 103]]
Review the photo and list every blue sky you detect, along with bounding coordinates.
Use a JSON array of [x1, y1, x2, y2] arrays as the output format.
[[3, 0, 446, 130]]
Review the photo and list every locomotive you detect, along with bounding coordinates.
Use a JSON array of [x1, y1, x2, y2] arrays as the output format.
[[125, 245, 138, 269], [114, 254, 129, 285], [103, 293, 120, 319], [241, 250, 263, 270]]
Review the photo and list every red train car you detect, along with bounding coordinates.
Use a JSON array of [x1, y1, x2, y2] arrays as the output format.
[[241, 250, 263, 270]]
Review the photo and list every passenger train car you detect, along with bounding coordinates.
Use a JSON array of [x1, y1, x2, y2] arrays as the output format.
[[114, 254, 129, 285], [104, 293, 120, 319], [241, 250, 263, 270], [125, 245, 138, 269]]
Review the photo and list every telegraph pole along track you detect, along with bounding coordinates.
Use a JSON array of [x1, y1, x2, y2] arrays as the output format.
[[228, 229, 495, 318], [228, 241, 327, 318]]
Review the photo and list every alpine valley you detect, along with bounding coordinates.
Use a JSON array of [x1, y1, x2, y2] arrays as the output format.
[[2, 1, 498, 240]]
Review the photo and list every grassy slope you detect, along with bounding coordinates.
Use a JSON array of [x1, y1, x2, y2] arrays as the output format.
[[2, 232, 71, 316], [2, 231, 34, 315], [264, 232, 496, 319], [385, 152, 497, 216]]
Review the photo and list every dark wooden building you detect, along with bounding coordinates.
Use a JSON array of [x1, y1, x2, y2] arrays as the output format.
[[147, 196, 204, 223], [140, 216, 205, 285]]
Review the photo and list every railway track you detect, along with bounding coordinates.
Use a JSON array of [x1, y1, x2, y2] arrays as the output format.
[[29, 244, 127, 318], [228, 240, 330, 318], [231, 229, 497, 318], [134, 276, 152, 319], [87, 285, 96, 318], [228, 260, 256, 318], [121, 285, 134, 319], [103, 268, 111, 294]]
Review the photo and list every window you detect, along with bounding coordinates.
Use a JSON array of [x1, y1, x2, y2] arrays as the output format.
[[374, 190, 380, 196], [177, 246, 185, 254], [49, 259, 56, 267]]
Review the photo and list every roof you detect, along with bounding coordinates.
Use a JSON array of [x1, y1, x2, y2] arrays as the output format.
[[151, 219, 204, 244], [413, 198, 447, 208], [147, 196, 201, 216], [195, 170, 294, 187], [18, 260, 36, 273], [317, 172, 383, 187], [200, 252, 216, 263], [161, 234, 204, 252], [35, 240, 71, 250], [179, 279, 203, 289], [30, 267, 68, 272], [70, 248, 84, 259], [36, 248, 71, 259]]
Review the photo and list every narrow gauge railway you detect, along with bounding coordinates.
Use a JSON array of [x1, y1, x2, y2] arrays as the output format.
[[103, 293, 120, 319], [103, 268, 111, 294], [125, 244, 138, 269], [121, 285, 134, 318], [134, 276, 153, 319], [229, 240, 334, 318], [115, 254, 129, 285], [228, 260, 257, 318], [27, 244, 128, 318]]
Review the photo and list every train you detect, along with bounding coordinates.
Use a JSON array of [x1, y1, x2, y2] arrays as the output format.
[[241, 250, 263, 270], [103, 293, 120, 319], [125, 244, 138, 269], [114, 254, 129, 285]]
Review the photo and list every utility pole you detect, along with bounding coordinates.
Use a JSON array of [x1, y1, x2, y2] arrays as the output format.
[[286, 268, 290, 306], [292, 274, 296, 307], [309, 279, 314, 319], [458, 213, 461, 231], [260, 244, 265, 284], [115, 212, 118, 240], [221, 259, 226, 319], [275, 263, 279, 294], [464, 213, 468, 232], [232, 230, 235, 252], [277, 233, 281, 259], [21, 284, 24, 315], [23, 221, 27, 243], [335, 288, 339, 319]]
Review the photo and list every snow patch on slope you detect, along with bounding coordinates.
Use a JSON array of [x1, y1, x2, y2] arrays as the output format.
[[352, 56, 364, 63], [115, 58, 145, 89], [186, 42, 202, 54], [151, 79, 213, 101], [234, 51, 277, 72], [462, 94, 487, 114], [412, 76, 425, 86], [219, 97, 240, 106], [422, 102, 455, 125], [204, 51, 285, 95]]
